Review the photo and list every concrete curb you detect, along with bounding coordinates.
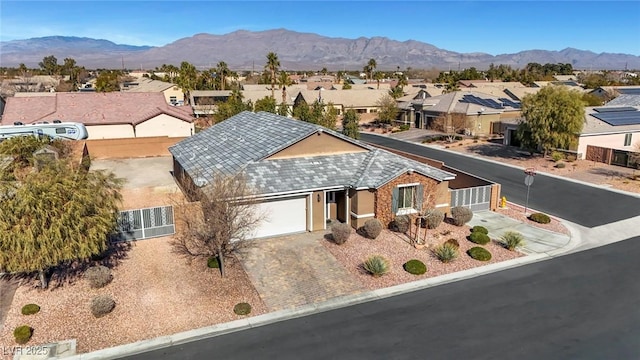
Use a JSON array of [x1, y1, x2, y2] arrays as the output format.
[[63, 251, 558, 360], [365, 133, 640, 199]]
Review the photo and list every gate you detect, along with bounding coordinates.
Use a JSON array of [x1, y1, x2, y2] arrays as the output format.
[[450, 185, 492, 212], [113, 205, 175, 241]]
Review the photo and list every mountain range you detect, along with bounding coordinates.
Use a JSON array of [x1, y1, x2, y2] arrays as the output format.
[[1, 29, 639, 71]]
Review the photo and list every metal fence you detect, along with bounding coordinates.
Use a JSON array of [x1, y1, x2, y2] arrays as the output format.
[[112, 205, 175, 241], [450, 185, 492, 212]]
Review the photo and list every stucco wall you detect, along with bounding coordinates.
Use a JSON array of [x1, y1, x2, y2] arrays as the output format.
[[87, 124, 135, 139], [135, 114, 194, 138], [268, 132, 368, 159], [312, 191, 325, 231], [86, 136, 186, 159], [349, 189, 376, 228], [578, 132, 638, 160], [163, 87, 184, 104], [374, 172, 441, 228]]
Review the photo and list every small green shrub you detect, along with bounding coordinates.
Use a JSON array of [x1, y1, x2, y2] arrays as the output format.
[[444, 238, 459, 249], [84, 265, 113, 289], [389, 215, 410, 233], [551, 151, 564, 162], [501, 231, 525, 251], [468, 231, 491, 245], [13, 325, 33, 344], [421, 209, 445, 229], [471, 226, 489, 235], [555, 162, 566, 168], [529, 212, 551, 224], [363, 255, 390, 277], [362, 218, 383, 239], [432, 243, 458, 263], [207, 256, 220, 268], [21, 304, 40, 315], [90, 295, 116, 318], [331, 222, 352, 245], [233, 302, 252, 315], [467, 247, 492, 261], [450, 206, 473, 226], [403, 259, 427, 275], [399, 124, 410, 131]]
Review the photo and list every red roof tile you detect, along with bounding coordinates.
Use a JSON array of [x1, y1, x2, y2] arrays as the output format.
[[2, 92, 194, 126]]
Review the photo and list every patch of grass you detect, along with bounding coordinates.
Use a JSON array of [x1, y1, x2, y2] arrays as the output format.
[[403, 259, 427, 275]]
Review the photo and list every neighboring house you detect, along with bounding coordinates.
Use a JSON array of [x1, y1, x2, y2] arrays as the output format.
[[1, 92, 195, 139], [121, 77, 185, 105], [293, 89, 389, 118], [578, 104, 640, 166], [400, 91, 522, 136], [170, 111, 457, 239], [0, 75, 59, 97], [190, 90, 233, 116]]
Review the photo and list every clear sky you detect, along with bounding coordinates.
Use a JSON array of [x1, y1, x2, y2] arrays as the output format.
[[1, 1, 639, 56]]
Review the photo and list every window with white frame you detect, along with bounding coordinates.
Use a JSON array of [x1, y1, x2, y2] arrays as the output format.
[[398, 186, 416, 209], [624, 133, 632, 146], [393, 184, 423, 215]]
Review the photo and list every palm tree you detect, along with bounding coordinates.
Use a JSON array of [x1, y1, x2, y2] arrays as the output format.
[[367, 58, 377, 81], [265, 52, 280, 99], [177, 61, 197, 104], [216, 61, 230, 90], [374, 71, 384, 89]]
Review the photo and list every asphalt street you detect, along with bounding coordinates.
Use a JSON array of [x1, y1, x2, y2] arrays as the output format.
[[360, 133, 640, 227], [126, 236, 640, 360]]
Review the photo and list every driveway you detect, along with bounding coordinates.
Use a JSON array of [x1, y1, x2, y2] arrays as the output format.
[[237, 232, 364, 311]]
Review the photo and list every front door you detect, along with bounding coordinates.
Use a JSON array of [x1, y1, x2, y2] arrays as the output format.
[[326, 191, 338, 221]]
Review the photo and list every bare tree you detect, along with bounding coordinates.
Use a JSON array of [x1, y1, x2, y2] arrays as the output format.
[[171, 172, 264, 277], [433, 113, 469, 142]]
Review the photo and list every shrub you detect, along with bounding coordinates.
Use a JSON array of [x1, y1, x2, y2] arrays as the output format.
[[444, 238, 459, 249], [432, 243, 458, 263], [21, 304, 40, 315], [421, 209, 445, 229], [467, 247, 492, 261], [551, 151, 564, 162], [233, 302, 252, 315], [399, 124, 410, 131], [501, 231, 525, 251], [84, 265, 113, 289], [471, 225, 489, 235], [403, 259, 427, 275], [529, 212, 551, 224], [362, 218, 383, 239], [207, 256, 219, 268], [468, 231, 491, 245], [389, 215, 410, 233], [331, 222, 352, 245], [450, 206, 473, 226], [555, 162, 566, 169], [90, 295, 116, 318], [363, 255, 390, 277], [14, 325, 32, 344]]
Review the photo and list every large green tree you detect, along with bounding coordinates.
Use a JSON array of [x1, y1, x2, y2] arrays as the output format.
[[254, 96, 277, 113], [95, 70, 122, 92], [517, 85, 585, 156], [376, 94, 399, 126], [0, 162, 123, 288], [341, 108, 360, 139], [265, 52, 280, 99], [214, 90, 252, 122], [38, 55, 59, 75]]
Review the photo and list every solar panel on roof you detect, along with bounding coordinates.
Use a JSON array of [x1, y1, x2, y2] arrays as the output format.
[[592, 110, 640, 126], [593, 106, 637, 113], [460, 95, 504, 109]]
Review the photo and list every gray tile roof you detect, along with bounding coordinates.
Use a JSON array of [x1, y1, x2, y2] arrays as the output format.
[[171, 111, 455, 195], [606, 94, 640, 107]]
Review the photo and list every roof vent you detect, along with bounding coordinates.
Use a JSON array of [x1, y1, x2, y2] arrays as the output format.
[[13, 122, 23, 126], [53, 120, 62, 124]]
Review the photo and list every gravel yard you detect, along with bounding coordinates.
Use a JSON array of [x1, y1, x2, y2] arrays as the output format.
[[0, 237, 266, 354], [321, 222, 523, 291]]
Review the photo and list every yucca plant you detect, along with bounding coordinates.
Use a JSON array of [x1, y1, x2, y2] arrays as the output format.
[[432, 243, 458, 263], [501, 231, 525, 251], [363, 255, 390, 277]]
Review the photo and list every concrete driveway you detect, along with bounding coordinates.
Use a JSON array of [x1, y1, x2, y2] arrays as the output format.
[[237, 232, 364, 311]]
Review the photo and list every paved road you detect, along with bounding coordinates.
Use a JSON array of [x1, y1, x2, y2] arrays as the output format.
[[127, 236, 640, 360], [361, 134, 640, 227]]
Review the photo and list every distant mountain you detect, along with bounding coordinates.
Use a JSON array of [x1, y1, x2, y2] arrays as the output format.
[[1, 30, 639, 70]]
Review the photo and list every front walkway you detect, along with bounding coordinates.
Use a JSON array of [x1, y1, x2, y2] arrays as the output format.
[[469, 211, 572, 255], [237, 232, 365, 312]]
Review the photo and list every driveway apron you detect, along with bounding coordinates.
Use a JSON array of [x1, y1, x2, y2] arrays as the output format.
[[238, 232, 365, 311]]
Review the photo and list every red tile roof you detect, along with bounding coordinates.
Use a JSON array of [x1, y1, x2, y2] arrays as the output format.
[[2, 92, 194, 126]]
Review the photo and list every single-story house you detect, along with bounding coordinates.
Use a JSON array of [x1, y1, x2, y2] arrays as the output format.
[[121, 78, 184, 105], [170, 111, 457, 239], [1, 92, 195, 139]]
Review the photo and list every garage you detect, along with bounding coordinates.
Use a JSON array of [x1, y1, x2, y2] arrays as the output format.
[[252, 196, 308, 238]]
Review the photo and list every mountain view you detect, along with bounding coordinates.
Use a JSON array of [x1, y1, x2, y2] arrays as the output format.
[[1, 29, 639, 70]]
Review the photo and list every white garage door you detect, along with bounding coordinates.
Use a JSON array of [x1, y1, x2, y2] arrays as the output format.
[[252, 196, 307, 238]]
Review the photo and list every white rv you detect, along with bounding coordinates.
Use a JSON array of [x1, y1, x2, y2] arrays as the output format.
[[0, 121, 89, 141]]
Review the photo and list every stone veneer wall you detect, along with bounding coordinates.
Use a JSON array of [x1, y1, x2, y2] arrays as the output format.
[[375, 172, 442, 228]]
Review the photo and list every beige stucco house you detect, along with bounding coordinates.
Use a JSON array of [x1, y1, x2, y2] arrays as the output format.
[[2, 92, 195, 139]]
